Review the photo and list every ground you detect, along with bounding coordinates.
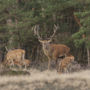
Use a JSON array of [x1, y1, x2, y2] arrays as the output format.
[[0, 68, 90, 90]]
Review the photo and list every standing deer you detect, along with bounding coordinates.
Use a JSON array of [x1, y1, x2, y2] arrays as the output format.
[[4, 49, 25, 68], [34, 25, 70, 69]]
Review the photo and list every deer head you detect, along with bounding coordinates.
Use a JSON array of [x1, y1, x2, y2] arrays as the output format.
[[34, 24, 59, 47]]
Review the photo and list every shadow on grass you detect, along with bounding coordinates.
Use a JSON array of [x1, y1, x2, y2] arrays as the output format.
[[0, 69, 30, 76]]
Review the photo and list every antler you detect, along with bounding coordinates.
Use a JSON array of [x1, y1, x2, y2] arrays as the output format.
[[5, 46, 9, 52], [33, 24, 59, 41], [49, 24, 59, 40], [33, 25, 42, 40]]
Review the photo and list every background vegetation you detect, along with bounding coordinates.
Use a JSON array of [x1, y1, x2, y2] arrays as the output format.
[[0, 0, 90, 67]]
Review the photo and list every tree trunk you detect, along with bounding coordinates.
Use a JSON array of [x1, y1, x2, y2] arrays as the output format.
[[6, 19, 14, 50], [87, 48, 90, 66]]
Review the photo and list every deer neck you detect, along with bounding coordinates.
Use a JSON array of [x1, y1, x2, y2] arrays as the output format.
[[42, 43, 50, 56]]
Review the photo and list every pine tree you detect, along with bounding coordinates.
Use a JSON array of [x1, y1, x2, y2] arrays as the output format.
[[0, 0, 89, 64], [72, 0, 90, 66]]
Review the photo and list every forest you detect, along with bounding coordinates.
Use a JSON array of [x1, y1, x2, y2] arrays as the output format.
[[0, 0, 90, 90], [0, 0, 90, 67]]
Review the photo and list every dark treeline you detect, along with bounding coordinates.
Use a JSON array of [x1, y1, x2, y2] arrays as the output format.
[[0, 0, 90, 66]]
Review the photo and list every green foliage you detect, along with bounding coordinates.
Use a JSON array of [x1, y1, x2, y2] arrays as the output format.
[[0, 69, 30, 76], [0, 0, 90, 63], [72, 3, 90, 48]]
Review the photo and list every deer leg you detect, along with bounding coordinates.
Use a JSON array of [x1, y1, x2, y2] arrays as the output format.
[[67, 63, 72, 73], [64, 67, 69, 73], [56, 59, 58, 65], [12, 60, 14, 67], [21, 61, 27, 70], [56, 59, 59, 71], [57, 61, 60, 72], [9, 60, 14, 69], [22, 53, 25, 60], [48, 57, 51, 70], [56, 58, 62, 71], [59, 63, 63, 73], [18, 63, 22, 70], [15, 60, 22, 70]]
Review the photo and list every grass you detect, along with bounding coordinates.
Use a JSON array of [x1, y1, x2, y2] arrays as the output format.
[[0, 69, 30, 76], [0, 61, 90, 90], [0, 68, 90, 90]]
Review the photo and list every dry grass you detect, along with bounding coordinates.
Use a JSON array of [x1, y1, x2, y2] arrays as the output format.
[[0, 68, 90, 90], [0, 60, 90, 90]]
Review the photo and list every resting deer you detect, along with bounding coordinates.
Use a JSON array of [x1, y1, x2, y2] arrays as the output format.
[[34, 25, 70, 69], [57, 55, 74, 73], [4, 49, 25, 68]]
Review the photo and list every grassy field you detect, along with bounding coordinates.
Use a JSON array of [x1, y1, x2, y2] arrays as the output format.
[[0, 68, 90, 90]]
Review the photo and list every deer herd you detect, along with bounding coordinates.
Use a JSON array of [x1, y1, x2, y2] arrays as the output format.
[[0, 24, 75, 74], [1, 49, 31, 70]]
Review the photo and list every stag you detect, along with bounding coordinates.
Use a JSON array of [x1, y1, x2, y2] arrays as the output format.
[[34, 24, 70, 69]]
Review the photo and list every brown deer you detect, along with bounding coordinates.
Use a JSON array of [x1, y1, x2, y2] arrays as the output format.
[[11, 59, 31, 69], [4, 49, 25, 68], [21, 59, 31, 69], [34, 25, 70, 69], [57, 55, 74, 73]]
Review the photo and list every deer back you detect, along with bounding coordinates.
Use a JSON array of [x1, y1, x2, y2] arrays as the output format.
[[49, 44, 70, 60], [5, 49, 25, 62]]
